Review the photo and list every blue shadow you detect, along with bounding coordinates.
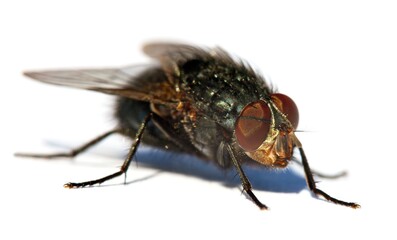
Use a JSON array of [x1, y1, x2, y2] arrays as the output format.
[[45, 140, 308, 193], [132, 147, 308, 193]]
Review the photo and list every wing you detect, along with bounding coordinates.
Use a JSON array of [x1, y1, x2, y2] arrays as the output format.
[[143, 43, 211, 63], [143, 42, 238, 75], [24, 65, 180, 106]]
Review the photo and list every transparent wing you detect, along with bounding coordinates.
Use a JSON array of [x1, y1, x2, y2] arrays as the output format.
[[24, 65, 151, 89], [24, 65, 179, 105], [143, 43, 211, 63], [143, 42, 237, 72]]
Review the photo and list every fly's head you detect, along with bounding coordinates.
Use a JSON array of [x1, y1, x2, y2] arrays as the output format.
[[235, 93, 300, 168]]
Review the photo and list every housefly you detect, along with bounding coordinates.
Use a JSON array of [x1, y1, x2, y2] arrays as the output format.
[[15, 42, 360, 210]]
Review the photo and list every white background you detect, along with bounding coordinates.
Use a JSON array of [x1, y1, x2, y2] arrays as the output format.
[[1, 1, 396, 239]]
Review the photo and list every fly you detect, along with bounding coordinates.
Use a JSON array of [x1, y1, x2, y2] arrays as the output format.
[[15, 42, 360, 210]]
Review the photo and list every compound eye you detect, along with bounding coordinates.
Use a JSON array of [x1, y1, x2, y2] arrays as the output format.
[[271, 93, 299, 129], [235, 101, 271, 152]]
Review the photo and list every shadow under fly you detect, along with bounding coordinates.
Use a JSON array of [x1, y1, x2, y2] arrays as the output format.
[[15, 42, 360, 210], [115, 146, 309, 193]]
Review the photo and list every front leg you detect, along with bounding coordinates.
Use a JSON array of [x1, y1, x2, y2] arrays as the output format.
[[298, 147, 360, 209], [225, 142, 268, 210]]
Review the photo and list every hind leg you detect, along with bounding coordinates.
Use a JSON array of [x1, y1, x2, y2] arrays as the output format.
[[15, 129, 120, 159]]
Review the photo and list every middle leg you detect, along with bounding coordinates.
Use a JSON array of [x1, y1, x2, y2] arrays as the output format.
[[64, 113, 152, 188]]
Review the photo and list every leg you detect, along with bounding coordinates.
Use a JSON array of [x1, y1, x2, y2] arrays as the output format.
[[64, 113, 151, 188], [292, 158, 347, 179], [14, 129, 120, 159], [298, 147, 360, 209], [225, 143, 268, 210]]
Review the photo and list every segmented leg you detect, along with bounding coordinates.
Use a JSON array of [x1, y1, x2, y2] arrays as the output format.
[[14, 129, 120, 159], [298, 147, 360, 209], [64, 113, 151, 188], [225, 143, 268, 210], [292, 158, 347, 179]]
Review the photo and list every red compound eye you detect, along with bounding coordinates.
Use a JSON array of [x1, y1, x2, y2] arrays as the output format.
[[235, 101, 271, 152], [271, 93, 299, 129]]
